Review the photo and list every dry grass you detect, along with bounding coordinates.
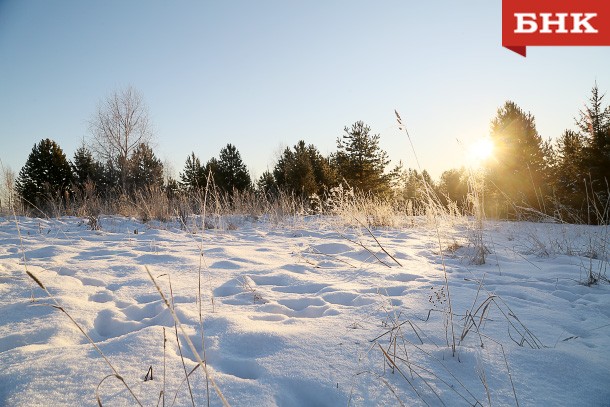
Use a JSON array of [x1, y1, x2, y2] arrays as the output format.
[[10, 211, 144, 406], [6, 127, 610, 406]]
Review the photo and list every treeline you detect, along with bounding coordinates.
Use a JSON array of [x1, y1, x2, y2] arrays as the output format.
[[439, 84, 610, 224], [9, 84, 610, 224], [13, 120, 399, 211]]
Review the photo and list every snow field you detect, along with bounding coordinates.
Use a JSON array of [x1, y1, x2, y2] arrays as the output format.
[[0, 216, 609, 406]]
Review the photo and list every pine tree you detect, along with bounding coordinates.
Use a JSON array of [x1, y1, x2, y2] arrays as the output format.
[[550, 130, 586, 220], [575, 84, 610, 204], [71, 145, 104, 192], [272, 141, 336, 197], [127, 143, 163, 193], [179, 152, 206, 191], [257, 170, 278, 198], [272, 147, 291, 192], [99, 159, 121, 196], [164, 177, 180, 199], [486, 101, 551, 217], [204, 157, 220, 189], [15, 138, 73, 210], [393, 168, 435, 212], [307, 144, 337, 194], [335, 121, 391, 195], [438, 168, 469, 209], [215, 144, 252, 193], [285, 141, 317, 196]]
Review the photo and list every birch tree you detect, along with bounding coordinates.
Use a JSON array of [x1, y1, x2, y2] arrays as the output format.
[[89, 86, 154, 191]]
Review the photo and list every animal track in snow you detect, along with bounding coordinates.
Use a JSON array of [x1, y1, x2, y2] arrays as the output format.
[[260, 299, 339, 319], [93, 309, 140, 338], [210, 260, 242, 269], [249, 314, 287, 322], [275, 378, 343, 407], [92, 298, 170, 339], [310, 242, 352, 255], [121, 300, 165, 321], [360, 285, 408, 297], [89, 291, 113, 303], [78, 276, 105, 287], [214, 278, 245, 297], [322, 291, 375, 306], [386, 272, 422, 283], [215, 357, 263, 380], [277, 297, 326, 311], [272, 283, 329, 295]]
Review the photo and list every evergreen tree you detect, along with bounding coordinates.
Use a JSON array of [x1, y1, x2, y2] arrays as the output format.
[[273, 141, 336, 197], [393, 167, 435, 211], [204, 157, 220, 188], [272, 147, 291, 192], [284, 141, 317, 196], [575, 84, 610, 204], [335, 121, 391, 195], [179, 152, 206, 191], [257, 170, 278, 198], [164, 177, 180, 199], [215, 144, 252, 193], [99, 159, 121, 196], [71, 145, 104, 192], [551, 130, 587, 220], [486, 101, 551, 217], [438, 168, 469, 209], [15, 138, 73, 210], [127, 143, 163, 193], [307, 144, 337, 193]]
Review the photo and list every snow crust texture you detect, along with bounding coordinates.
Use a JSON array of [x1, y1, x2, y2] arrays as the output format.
[[0, 216, 609, 406]]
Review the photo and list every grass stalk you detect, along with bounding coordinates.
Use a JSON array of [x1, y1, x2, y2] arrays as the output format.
[[145, 266, 230, 407]]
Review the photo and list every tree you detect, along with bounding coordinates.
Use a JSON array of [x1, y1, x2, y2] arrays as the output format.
[[485, 101, 551, 217], [335, 121, 391, 195], [179, 152, 206, 191], [307, 144, 337, 194], [257, 170, 278, 198], [215, 144, 252, 193], [127, 143, 163, 193], [204, 157, 220, 188], [71, 145, 104, 192], [393, 167, 435, 212], [274, 141, 316, 197], [575, 84, 610, 203], [98, 159, 121, 196], [273, 141, 336, 197], [438, 168, 469, 209], [89, 86, 154, 192], [15, 138, 73, 210], [548, 85, 610, 223], [164, 177, 180, 199], [550, 130, 586, 219]]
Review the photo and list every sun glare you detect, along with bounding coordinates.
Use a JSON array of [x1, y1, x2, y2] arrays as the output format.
[[468, 137, 494, 166]]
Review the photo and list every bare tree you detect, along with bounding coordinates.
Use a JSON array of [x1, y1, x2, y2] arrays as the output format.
[[0, 161, 16, 214], [89, 86, 154, 191]]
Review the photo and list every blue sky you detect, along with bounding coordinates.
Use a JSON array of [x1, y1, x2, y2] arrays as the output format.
[[1, 1, 609, 181]]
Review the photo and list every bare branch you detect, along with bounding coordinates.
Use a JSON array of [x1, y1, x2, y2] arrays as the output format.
[[88, 86, 154, 190]]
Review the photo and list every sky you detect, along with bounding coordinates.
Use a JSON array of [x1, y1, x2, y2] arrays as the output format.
[[1, 0, 609, 181]]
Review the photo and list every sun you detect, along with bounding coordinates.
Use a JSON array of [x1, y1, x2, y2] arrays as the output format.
[[468, 137, 494, 166]]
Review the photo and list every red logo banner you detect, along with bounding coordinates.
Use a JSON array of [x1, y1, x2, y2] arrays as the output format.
[[502, 0, 610, 56]]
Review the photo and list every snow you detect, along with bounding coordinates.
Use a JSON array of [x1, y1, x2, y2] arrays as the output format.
[[0, 215, 609, 406]]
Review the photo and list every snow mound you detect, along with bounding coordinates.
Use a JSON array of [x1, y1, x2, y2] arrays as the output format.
[[0, 216, 609, 406]]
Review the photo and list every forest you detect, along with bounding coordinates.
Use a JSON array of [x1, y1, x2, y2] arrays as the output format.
[[3, 84, 610, 225]]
